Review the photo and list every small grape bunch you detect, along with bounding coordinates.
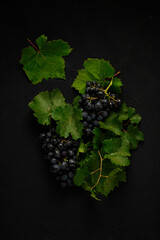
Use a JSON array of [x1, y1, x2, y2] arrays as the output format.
[[79, 81, 122, 138], [39, 127, 79, 188]]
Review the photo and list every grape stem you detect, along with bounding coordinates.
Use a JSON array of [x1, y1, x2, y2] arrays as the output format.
[[27, 38, 40, 52], [103, 76, 118, 102], [104, 76, 114, 94], [114, 71, 121, 77]]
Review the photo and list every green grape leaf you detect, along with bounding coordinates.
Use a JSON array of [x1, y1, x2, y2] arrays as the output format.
[[75, 149, 126, 199], [73, 167, 89, 186], [103, 134, 131, 166], [99, 111, 123, 136], [72, 58, 115, 94], [93, 128, 103, 150], [117, 103, 142, 125], [28, 89, 66, 125], [130, 113, 142, 124], [53, 104, 83, 140], [73, 95, 81, 107], [95, 168, 126, 198], [126, 125, 144, 149], [20, 35, 72, 84]]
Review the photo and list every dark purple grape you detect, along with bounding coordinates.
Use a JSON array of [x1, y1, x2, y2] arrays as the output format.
[[86, 81, 92, 87], [50, 158, 57, 165], [47, 152, 54, 160], [61, 161, 68, 170], [46, 131, 52, 138], [93, 120, 99, 127], [68, 150, 74, 157], [86, 102, 92, 111], [83, 121, 88, 127], [68, 159, 76, 165], [101, 98, 108, 107], [44, 138, 50, 144], [87, 116, 92, 122], [54, 149, 61, 158], [92, 80, 97, 85], [85, 128, 93, 136], [82, 111, 88, 119], [51, 164, 61, 173], [60, 174, 68, 181], [96, 90, 105, 98], [97, 115, 103, 121], [39, 133, 46, 140], [47, 143, 53, 151], [68, 171, 74, 178], [91, 113, 96, 120], [62, 150, 67, 157], [95, 101, 103, 111], [57, 142, 64, 150]]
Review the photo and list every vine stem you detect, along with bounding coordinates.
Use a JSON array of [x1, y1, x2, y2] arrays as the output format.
[[114, 71, 121, 77], [27, 38, 40, 52]]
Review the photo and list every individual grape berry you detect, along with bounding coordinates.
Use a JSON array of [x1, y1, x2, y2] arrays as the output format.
[[102, 111, 108, 118], [91, 113, 96, 120], [96, 90, 105, 99], [60, 174, 68, 181], [86, 81, 92, 87], [50, 158, 57, 165], [47, 152, 54, 160], [95, 101, 103, 111], [96, 115, 103, 121], [83, 121, 88, 127], [54, 149, 61, 158], [46, 131, 52, 138], [51, 164, 61, 174], [39, 133, 46, 140], [82, 111, 88, 119], [93, 120, 99, 127], [68, 150, 74, 157], [47, 143, 53, 151], [61, 161, 68, 170]]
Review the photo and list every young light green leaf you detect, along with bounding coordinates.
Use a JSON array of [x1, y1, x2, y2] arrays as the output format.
[[28, 88, 66, 125], [20, 35, 72, 84], [53, 104, 83, 140]]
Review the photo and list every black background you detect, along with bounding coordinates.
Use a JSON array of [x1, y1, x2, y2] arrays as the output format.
[[1, 1, 160, 240]]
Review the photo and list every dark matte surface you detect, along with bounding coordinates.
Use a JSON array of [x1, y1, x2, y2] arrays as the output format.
[[1, 1, 160, 240]]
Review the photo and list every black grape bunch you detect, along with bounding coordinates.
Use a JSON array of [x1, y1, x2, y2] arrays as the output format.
[[79, 81, 122, 138], [39, 127, 79, 188]]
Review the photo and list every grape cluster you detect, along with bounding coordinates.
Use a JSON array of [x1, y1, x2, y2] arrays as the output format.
[[79, 81, 122, 138], [39, 127, 79, 188]]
